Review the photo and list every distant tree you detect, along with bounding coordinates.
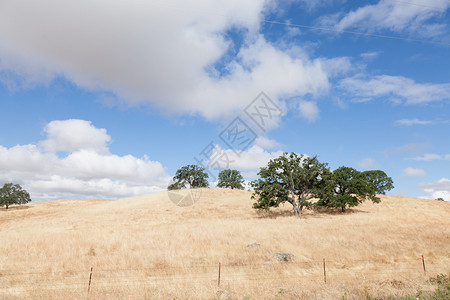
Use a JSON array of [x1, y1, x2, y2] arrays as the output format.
[[316, 167, 394, 212], [251, 153, 329, 217], [167, 181, 184, 191], [168, 165, 209, 190], [217, 169, 244, 190], [436, 197, 444, 201], [0, 183, 32, 209]]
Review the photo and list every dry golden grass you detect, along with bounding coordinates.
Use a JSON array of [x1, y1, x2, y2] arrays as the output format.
[[0, 188, 449, 299]]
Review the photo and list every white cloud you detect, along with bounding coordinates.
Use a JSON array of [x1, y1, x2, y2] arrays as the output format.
[[332, 0, 449, 37], [320, 56, 352, 77], [298, 101, 320, 122], [0, 0, 332, 121], [419, 178, 450, 201], [339, 75, 450, 105], [0, 119, 170, 201], [39, 119, 111, 154], [414, 153, 449, 161], [358, 158, 379, 169], [208, 144, 283, 171], [295, 0, 339, 11], [360, 51, 381, 60], [395, 118, 433, 126], [402, 167, 426, 177], [392, 143, 431, 154], [254, 136, 282, 149]]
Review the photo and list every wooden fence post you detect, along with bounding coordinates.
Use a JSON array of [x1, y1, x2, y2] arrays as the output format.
[[88, 267, 93, 293], [422, 255, 426, 275], [323, 258, 326, 284], [218, 262, 221, 287]]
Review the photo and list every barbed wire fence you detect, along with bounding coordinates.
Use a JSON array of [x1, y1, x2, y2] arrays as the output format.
[[1, 255, 447, 295]]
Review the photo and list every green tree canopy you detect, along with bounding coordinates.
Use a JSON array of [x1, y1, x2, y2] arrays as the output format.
[[0, 183, 32, 209], [316, 167, 394, 212], [251, 152, 329, 216], [217, 169, 244, 190], [168, 165, 209, 190], [361, 170, 394, 195]]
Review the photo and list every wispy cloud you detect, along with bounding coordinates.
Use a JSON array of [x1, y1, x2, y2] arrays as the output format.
[[414, 153, 450, 161], [358, 158, 379, 169], [395, 118, 433, 126], [339, 75, 450, 105], [360, 51, 381, 60], [402, 167, 426, 177], [392, 142, 431, 154], [331, 0, 449, 37]]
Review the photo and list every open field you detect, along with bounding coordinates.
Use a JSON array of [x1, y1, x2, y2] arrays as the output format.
[[0, 188, 449, 299]]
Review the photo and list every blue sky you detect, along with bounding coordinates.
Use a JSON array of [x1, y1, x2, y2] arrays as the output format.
[[0, 0, 449, 201]]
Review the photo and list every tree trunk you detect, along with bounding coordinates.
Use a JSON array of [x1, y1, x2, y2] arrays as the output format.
[[289, 192, 300, 216], [5, 203, 8, 209], [341, 206, 345, 212], [291, 193, 301, 217], [289, 173, 301, 217]]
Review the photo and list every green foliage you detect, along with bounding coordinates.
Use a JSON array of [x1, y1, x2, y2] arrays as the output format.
[[168, 165, 209, 190], [0, 183, 32, 209], [251, 152, 394, 215], [361, 170, 394, 195], [167, 181, 184, 191], [251, 152, 329, 216], [428, 273, 449, 286], [365, 274, 449, 300], [315, 167, 394, 212], [217, 169, 244, 190]]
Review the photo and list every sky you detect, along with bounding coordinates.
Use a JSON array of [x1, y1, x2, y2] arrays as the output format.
[[0, 0, 449, 201]]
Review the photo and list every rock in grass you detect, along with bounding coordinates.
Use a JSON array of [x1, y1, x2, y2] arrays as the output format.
[[274, 253, 294, 262]]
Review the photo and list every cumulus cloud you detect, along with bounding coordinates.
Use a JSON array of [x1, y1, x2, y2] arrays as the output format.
[[298, 101, 320, 122], [395, 118, 433, 126], [402, 167, 426, 177], [39, 119, 111, 154], [331, 0, 449, 37], [339, 75, 450, 105], [0, 119, 170, 201], [0, 0, 331, 121], [419, 178, 450, 201]]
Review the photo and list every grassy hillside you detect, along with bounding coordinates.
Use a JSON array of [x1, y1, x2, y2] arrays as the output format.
[[0, 189, 449, 299]]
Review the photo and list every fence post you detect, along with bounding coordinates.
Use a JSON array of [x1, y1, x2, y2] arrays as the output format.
[[218, 262, 221, 287], [422, 255, 426, 275], [323, 258, 326, 284], [88, 267, 93, 293]]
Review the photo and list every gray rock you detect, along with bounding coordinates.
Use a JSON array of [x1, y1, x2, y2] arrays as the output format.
[[274, 253, 294, 262], [246, 242, 260, 248]]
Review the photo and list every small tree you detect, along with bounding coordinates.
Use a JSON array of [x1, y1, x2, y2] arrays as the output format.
[[217, 169, 244, 190], [168, 165, 209, 190], [251, 152, 329, 217], [0, 183, 32, 209], [316, 167, 394, 212]]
